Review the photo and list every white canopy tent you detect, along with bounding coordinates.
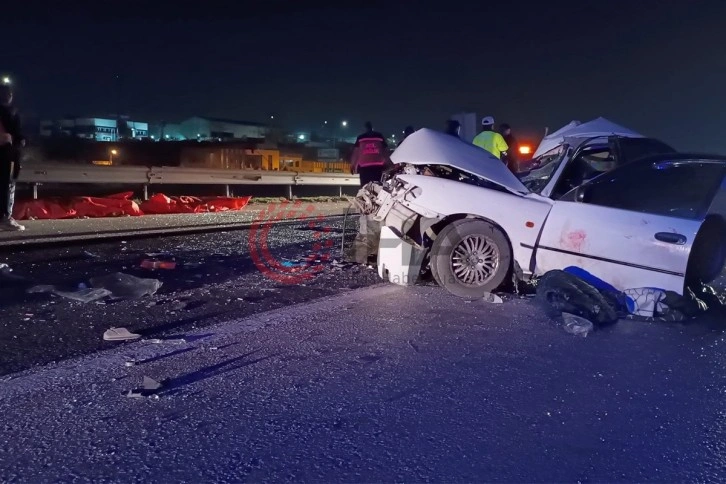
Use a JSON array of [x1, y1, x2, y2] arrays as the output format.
[[532, 117, 644, 158]]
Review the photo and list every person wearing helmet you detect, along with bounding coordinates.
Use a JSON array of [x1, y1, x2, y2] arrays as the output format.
[[472, 116, 508, 161], [0, 83, 25, 231], [445, 119, 461, 138]]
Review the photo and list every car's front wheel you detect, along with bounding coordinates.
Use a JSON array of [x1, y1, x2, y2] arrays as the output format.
[[430, 219, 511, 299]]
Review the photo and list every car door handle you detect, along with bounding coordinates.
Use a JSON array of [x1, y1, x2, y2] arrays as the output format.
[[655, 232, 687, 245]]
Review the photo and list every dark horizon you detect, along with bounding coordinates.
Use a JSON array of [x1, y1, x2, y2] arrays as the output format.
[[4, 0, 726, 149]]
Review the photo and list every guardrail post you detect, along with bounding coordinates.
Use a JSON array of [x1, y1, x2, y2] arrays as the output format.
[[338, 185, 343, 197], [287, 185, 293, 200], [142, 184, 149, 201], [225, 184, 231, 197], [32, 183, 39, 200]]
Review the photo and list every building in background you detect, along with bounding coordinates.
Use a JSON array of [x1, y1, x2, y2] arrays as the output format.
[[39, 116, 149, 141], [176, 116, 268, 141]]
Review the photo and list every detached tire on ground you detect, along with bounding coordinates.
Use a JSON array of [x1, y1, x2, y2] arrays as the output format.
[[430, 219, 511, 299]]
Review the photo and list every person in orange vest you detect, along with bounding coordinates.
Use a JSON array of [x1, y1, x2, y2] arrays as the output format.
[[350, 121, 389, 186], [472, 116, 509, 161]]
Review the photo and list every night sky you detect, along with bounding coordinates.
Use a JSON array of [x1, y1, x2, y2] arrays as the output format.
[[4, 0, 726, 150]]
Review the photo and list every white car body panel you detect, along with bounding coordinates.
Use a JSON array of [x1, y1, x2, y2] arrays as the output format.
[[534, 201, 702, 293], [367, 126, 726, 295], [378, 226, 426, 285], [377, 174, 553, 275], [533, 117, 644, 158], [391, 128, 529, 195]]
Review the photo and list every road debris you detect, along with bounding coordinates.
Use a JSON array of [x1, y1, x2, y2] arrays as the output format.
[[536, 268, 726, 331], [90, 272, 162, 299], [28, 285, 113, 303], [481, 292, 504, 304], [562, 313, 594, 337], [126, 376, 163, 399], [103, 327, 142, 342], [140, 259, 177, 270], [147, 338, 187, 345]]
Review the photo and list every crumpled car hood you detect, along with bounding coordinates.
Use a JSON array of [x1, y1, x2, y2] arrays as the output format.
[[392, 128, 529, 195]]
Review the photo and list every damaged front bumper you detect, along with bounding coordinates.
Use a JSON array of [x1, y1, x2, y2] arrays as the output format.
[[354, 178, 437, 286]]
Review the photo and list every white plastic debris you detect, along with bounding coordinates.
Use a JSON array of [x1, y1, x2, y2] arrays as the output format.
[[103, 327, 142, 342], [481, 292, 504, 304], [142, 376, 162, 391], [562, 313, 594, 337], [147, 338, 186, 345], [54, 288, 112, 303], [90, 272, 162, 299], [28, 285, 111, 303]]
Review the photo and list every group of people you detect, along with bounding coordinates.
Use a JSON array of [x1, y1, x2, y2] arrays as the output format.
[[447, 116, 519, 170], [348, 116, 519, 187]]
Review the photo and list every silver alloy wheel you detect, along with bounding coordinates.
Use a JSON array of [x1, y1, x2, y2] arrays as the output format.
[[450, 234, 500, 286]]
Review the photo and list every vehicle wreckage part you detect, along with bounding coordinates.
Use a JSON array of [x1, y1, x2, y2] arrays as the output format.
[[430, 219, 512, 298], [378, 226, 426, 286]]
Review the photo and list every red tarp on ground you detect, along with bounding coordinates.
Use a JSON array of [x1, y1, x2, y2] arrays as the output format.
[[139, 194, 252, 215], [12, 193, 252, 220]]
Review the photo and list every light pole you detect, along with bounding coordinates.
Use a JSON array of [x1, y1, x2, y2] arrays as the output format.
[[110, 149, 118, 164], [1, 76, 10, 85]]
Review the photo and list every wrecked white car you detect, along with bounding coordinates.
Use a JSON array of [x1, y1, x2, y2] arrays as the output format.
[[357, 124, 726, 299]]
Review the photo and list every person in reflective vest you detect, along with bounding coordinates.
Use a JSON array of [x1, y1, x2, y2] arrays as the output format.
[[351, 121, 389, 186], [472, 116, 508, 161]]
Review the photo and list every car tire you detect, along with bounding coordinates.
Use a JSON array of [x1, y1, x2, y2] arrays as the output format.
[[430, 219, 511, 299], [687, 217, 726, 285]]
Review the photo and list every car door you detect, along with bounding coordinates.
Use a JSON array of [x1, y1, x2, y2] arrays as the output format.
[[532, 158, 726, 294]]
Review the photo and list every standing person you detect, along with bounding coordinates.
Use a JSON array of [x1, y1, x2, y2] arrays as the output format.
[[350, 121, 389, 186], [399, 125, 415, 146], [0, 83, 25, 231], [472, 116, 508, 161], [499, 123, 518, 171], [445, 119, 461, 138], [348, 121, 389, 264]]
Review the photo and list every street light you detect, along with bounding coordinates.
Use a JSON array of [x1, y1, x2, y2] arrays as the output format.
[[341, 120, 348, 127], [110, 149, 118, 164], [1, 76, 10, 85], [298, 134, 305, 141]]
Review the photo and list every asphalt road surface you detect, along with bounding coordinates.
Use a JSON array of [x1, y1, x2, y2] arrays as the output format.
[[2, 284, 726, 482], [0, 216, 378, 376], [1, 216, 726, 481]]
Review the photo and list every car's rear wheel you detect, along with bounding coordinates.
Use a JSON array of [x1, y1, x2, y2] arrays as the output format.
[[430, 219, 511, 299], [686, 217, 726, 285]]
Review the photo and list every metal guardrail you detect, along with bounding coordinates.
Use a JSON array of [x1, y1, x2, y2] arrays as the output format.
[[16, 163, 361, 199]]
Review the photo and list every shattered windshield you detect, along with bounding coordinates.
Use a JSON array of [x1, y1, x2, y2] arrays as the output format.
[[518, 147, 567, 193]]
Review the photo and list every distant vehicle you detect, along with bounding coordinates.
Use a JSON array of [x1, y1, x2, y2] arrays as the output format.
[[358, 128, 726, 299]]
